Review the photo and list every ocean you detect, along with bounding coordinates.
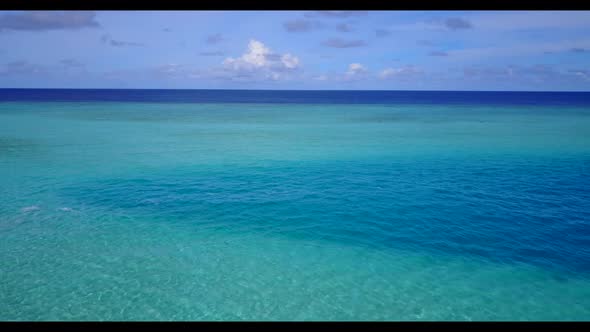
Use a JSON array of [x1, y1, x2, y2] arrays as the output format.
[[1, 89, 589, 320]]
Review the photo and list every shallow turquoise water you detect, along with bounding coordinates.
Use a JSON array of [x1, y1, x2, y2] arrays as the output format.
[[1, 101, 590, 320]]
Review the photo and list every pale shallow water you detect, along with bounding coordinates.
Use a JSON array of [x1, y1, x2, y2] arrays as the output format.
[[1, 92, 590, 320]]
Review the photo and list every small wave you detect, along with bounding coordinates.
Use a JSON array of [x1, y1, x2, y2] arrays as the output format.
[[21, 205, 40, 212], [58, 207, 73, 212], [141, 198, 161, 205]]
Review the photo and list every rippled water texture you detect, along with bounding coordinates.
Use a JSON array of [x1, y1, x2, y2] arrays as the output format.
[[1, 90, 590, 320]]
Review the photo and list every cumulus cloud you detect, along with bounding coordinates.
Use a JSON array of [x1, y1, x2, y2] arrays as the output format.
[[223, 40, 270, 69], [429, 51, 449, 56], [206, 33, 224, 44], [283, 19, 322, 32], [347, 63, 367, 75], [101, 34, 144, 47], [0, 11, 100, 32], [281, 53, 300, 69], [221, 39, 301, 81], [375, 29, 391, 37], [322, 38, 367, 48], [341, 63, 368, 81], [305, 11, 368, 18], [119, 40, 302, 84]]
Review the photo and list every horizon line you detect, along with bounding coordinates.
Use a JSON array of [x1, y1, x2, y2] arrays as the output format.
[[1, 88, 590, 93]]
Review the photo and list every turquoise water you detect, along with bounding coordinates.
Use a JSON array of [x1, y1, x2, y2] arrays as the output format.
[[1, 98, 590, 320]]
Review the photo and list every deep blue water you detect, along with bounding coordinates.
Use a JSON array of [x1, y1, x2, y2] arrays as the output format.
[[1, 89, 590, 320], [66, 158, 590, 276], [1, 88, 590, 106]]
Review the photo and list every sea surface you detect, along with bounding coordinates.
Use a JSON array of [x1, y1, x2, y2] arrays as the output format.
[[1, 89, 589, 321]]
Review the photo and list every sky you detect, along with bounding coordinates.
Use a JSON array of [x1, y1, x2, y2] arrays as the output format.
[[0, 10, 589, 91]]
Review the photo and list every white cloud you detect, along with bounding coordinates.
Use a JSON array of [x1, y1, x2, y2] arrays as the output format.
[[338, 63, 368, 82], [224, 40, 300, 71], [223, 40, 270, 70], [570, 70, 590, 81], [346, 63, 367, 75], [379, 66, 422, 79], [379, 68, 396, 79], [281, 53, 300, 69], [221, 39, 301, 81]]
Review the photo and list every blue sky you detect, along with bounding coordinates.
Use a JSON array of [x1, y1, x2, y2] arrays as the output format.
[[0, 10, 589, 90]]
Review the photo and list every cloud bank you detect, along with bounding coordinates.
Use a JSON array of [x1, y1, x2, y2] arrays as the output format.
[[0, 11, 100, 32]]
